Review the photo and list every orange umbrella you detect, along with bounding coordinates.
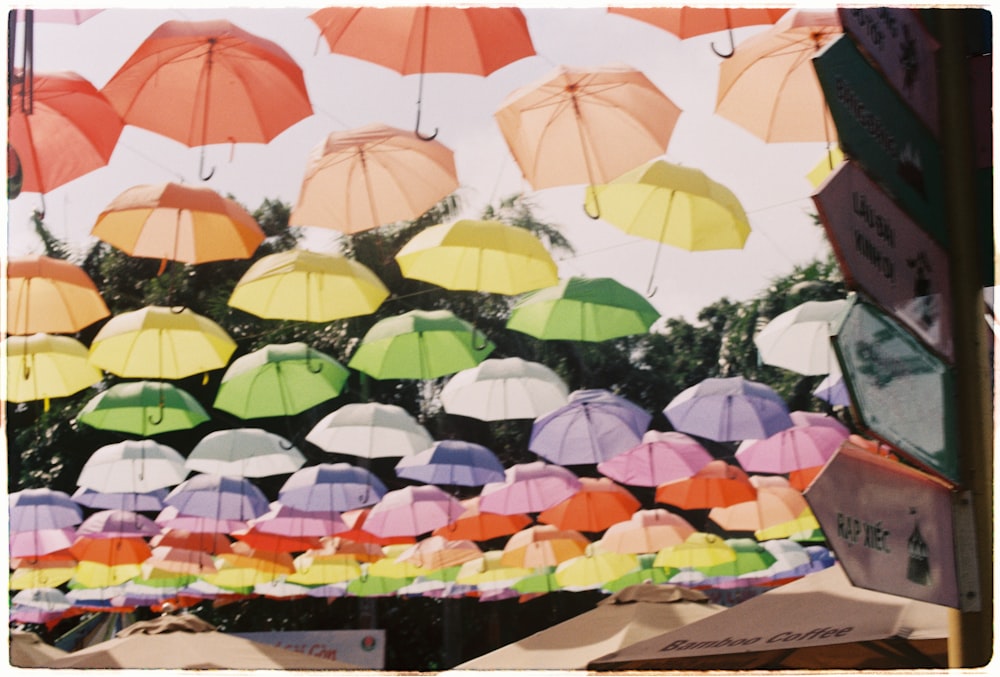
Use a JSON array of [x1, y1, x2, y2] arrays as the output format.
[[309, 6, 535, 139], [716, 9, 842, 143], [91, 183, 265, 273], [69, 536, 152, 566], [496, 64, 681, 196], [6, 255, 110, 335], [500, 524, 589, 569], [100, 19, 313, 179], [230, 529, 323, 554], [707, 486, 811, 533], [432, 496, 531, 542], [599, 508, 696, 554], [537, 477, 641, 532], [787, 465, 824, 491], [655, 460, 757, 509], [149, 530, 232, 555], [311, 536, 384, 563], [289, 123, 459, 234]]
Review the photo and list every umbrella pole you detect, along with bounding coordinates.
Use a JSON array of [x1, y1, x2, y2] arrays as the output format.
[[414, 8, 438, 141]]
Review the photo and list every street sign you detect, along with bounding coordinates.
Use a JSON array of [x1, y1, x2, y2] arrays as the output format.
[[831, 296, 958, 484], [813, 34, 947, 245], [838, 7, 940, 134], [804, 440, 969, 609], [813, 160, 953, 361]]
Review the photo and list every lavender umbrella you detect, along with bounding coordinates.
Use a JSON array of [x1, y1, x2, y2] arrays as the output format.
[[597, 430, 714, 486], [76, 510, 161, 539], [664, 376, 793, 442], [394, 440, 505, 486], [812, 371, 851, 406], [71, 487, 168, 513], [10, 488, 83, 531], [278, 462, 387, 513], [164, 473, 270, 522]]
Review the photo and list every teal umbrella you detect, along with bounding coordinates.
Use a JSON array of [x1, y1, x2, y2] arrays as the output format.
[[506, 276, 660, 342], [77, 381, 210, 436], [348, 309, 494, 380], [213, 342, 349, 419]]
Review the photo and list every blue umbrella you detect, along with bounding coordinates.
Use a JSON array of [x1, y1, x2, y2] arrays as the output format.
[[664, 376, 793, 442], [529, 389, 651, 465], [278, 462, 387, 513], [394, 440, 505, 486], [164, 473, 270, 522], [72, 487, 168, 513]]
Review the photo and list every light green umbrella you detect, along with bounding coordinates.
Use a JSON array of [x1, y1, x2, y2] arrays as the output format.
[[506, 277, 660, 342], [348, 309, 494, 380], [699, 538, 776, 577], [213, 342, 349, 419], [601, 553, 677, 593], [78, 381, 210, 436], [511, 566, 561, 594]]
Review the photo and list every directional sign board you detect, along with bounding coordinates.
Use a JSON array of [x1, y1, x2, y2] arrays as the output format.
[[814, 161, 953, 361], [831, 296, 958, 484]]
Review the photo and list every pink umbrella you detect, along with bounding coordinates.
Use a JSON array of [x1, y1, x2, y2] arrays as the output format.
[[245, 502, 348, 538], [363, 485, 464, 538], [735, 412, 849, 473], [76, 510, 160, 539], [154, 505, 247, 535], [599, 508, 697, 554], [478, 461, 582, 515], [10, 527, 77, 559], [597, 430, 714, 486]]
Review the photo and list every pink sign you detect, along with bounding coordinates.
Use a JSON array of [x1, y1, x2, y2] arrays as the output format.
[[813, 161, 953, 362]]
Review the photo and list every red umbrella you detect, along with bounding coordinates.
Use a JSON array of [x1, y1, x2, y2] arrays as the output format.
[[655, 460, 757, 509], [432, 497, 531, 542], [537, 477, 641, 532]]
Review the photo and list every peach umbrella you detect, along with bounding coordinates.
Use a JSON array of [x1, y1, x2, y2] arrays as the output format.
[[394, 535, 482, 570], [500, 524, 589, 568], [537, 477, 641, 533], [6, 255, 110, 335], [655, 460, 757, 509], [707, 486, 812, 533], [599, 509, 697, 555]]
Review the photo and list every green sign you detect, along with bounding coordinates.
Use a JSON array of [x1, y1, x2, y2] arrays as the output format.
[[813, 34, 947, 246], [832, 296, 958, 484]]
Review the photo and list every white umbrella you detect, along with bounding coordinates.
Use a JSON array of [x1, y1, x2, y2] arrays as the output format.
[[305, 402, 432, 458], [753, 299, 849, 375], [186, 428, 306, 478], [12, 587, 71, 612], [440, 357, 569, 421], [77, 439, 188, 493]]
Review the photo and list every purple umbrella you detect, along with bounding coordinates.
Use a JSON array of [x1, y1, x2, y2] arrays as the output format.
[[154, 505, 248, 534], [812, 371, 851, 406], [76, 510, 161, 539], [71, 487, 168, 513], [597, 430, 714, 486], [478, 461, 582, 515], [529, 389, 651, 465], [278, 462, 387, 513], [364, 485, 465, 538], [164, 473, 270, 522], [9, 488, 83, 531], [664, 376, 793, 442], [394, 440, 505, 486]]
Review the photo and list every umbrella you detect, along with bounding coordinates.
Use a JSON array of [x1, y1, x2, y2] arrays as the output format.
[[309, 536, 384, 563], [77, 380, 210, 436], [278, 463, 387, 513], [10, 527, 78, 559], [142, 545, 218, 576], [305, 402, 433, 459], [76, 510, 160, 539], [154, 505, 248, 535], [500, 524, 589, 568], [495, 64, 681, 194], [310, 6, 535, 139], [363, 485, 465, 538], [478, 461, 582, 515], [754, 506, 821, 542], [655, 460, 757, 509], [584, 160, 750, 296], [599, 509, 697, 554], [11, 587, 71, 615], [6, 255, 110, 335], [88, 305, 237, 380], [715, 8, 842, 143], [345, 564, 414, 598], [554, 550, 638, 591], [228, 249, 389, 322], [431, 497, 531, 542], [654, 532, 738, 570], [9, 560, 77, 590], [100, 19, 313, 180], [537, 477, 641, 533], [242, 502, 347, 540], [335, 508, 416, 546], [734, 413, 849, 473], [347, 309, 495, 380], [91, 183, 265, 272], [664, 376, 793, 442], [288, 549, 364, 586], [529, 389, 652, 465], [201, 541, 295, 587], [395, 536, 482, 570], [213, 342, 349, 419], [4, 333, 103, 404], [394, 440, 505, 487], [72, 487, 168, 513], [70, 536, 152, 567], [149, 530, 233, 554], [601, 553, 679, 592], [164, 473, 270, 522], [395, 219, 559, 295], [289, 123, 459, 234], [598, 430, 715, 487], [708, 486, 812, 533], [506, 276, 661, 342], [812, 370, 852, 406], [699, 538, 777, 578], [10, 488, 83, 531], [77, 439, 188, 494], [230, 529, 322, 554], [186, 428, 306, 478], [439, 357, 569, 421], [754, 299, 849, 375]]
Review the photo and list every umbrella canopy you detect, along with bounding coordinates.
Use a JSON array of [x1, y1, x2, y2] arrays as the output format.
[[142, 545, 218, 576], [478, 461, 582, 515], [432, 497, 531, 542], [600, 509, 697, 554], [70, 536, 153, 567], [88, 305, 237, 380], [154, 505, 247, 535], [72, 487, 168, 513], [455, 550, 532, 587], [812, 370, 852, 406], [347, 309, 495, 380], [149, 530, 232, 554], [278, 462, 387, 513], [5, 333, 103, 403], [10, 527, 78, 559], [364, 485, 465, 538], [655, 460, 757, 509], [537, 477, 642, 532], [654, 532, 738, 570], [754, 299, 849, 375], [77, 439, 188, 494], [439, 357, 569, 421], [77, 380, 210, 437], [501, 524, 590, 568], [506, 276, 661, 342], [228, 249, 388, 322], [495, 64, 681, 191], [699, 538, 777, 578], [288, 549, 364, 586], [335, 508, 416, 546], [608, 6, 788, 57], [164, 473, 270, 522], [554, 550, 639, 591], [734, 412, 849, 473], [91, 183, 265, 268], [289, 123, 459, 234], [6, 255, 110, 335], [598, 430, 715, 487], [186, 428, 306, 478], [530, 389, 652, 465], [243, 502, 347, 539], [10, 488, 83, 531], [11, 587, 71, 615], [708, 486, 812, 534], [395, 440, 505, 487], [664, 376, 793, 442], [305, 402, 433, 459], [213, 342, 349, 419], [395, 219, 558, 295], [395, 536, 482, 570], [76, 509, 160, 539]]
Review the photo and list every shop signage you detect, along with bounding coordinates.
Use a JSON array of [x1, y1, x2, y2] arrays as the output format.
[[234, 629, 386, 669]]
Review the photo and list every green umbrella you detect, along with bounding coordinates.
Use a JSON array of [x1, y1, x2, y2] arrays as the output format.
[[699, 538, 776, 577], [78, 381, 210, 436], [347, 309, 495, 380], [511, 566, 561, 594], [346, 570, 414, 597], [506, 276, 660, 342], [213, 342, 349, 419], [600, 553, 677, 593]]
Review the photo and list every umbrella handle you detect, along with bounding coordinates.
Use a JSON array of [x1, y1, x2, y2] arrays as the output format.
[[199, 147, 215, 181], [414, 107, 439, 142], [583, 192, 601, 220], [414, 69, 438, 141], [306, 351, 323, 374], [710, 29, 736, 59], [148, 405, 164, 426]]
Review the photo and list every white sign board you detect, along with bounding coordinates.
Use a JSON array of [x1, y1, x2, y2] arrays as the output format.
[[234, 629, 386, 669]]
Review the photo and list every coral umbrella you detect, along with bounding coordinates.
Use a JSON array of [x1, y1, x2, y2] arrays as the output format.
[[149, 530, 232, 555], [77, 439, 188, 494], [278, 463, 387, 513], [655, 460, 757, 509], [478, 461, 582, 515], [6, 255, 110, 335], [394, 440, 505, 487], [9, 488, 83, 532], [305, 402, 433, 460], [599, 509, 697, 555], [598, 430, 715, 487], [186, 429, 306, 478], [164, 473, 270, 522], [500, 524, 589, 568], [394, 535, 483, 570], [228, 249, 389, 322], [431, 497, 531, 542], [77, 381, 210, 437], [537, 477, 641, 533], [230, 529, 322, 554], [735, 414, 849, 474], [70, 536, 152, 567], [142, 545, 218, 577], [307, 537, 384, 565], [439, 357, 569, 421], [289, 123, 459, 234], [664, 376, 793, 442], [4, 333, 103, 405], [363, 485, 465, 538], [100, 19, 313, 179], [753, 299, 849, 376]]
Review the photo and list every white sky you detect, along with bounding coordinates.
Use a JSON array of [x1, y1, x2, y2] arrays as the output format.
[[6, 1, 845, 322]]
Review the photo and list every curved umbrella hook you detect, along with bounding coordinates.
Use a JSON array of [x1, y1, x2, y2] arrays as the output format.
[[414, 105, 439, 142], [148, 404, 165, 426], [198, 147, 215, 181], [278, 437, 295, 451], [583, 190, 601, 220], [710, 29, 736, 59], [306, 349, 323, 374]]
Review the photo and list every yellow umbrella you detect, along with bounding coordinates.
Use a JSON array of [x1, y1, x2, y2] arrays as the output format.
[[455, 550, 531, 586], [367, 543, 425, 579], [553, 549, 638, 590], [5, 334, 103, 406], [654, 532, 738, 570], [286, 552, 362, 586], [88, 305, 237, 379], [754, 506, 822, 541], [807, 145, 846, 187], [10, 564, 77, 590], [69, 561, 141, 588], [395, 219, 559, 296], [227, 249, 389, 322], [201, 543, 294, 589], [6, 255, 110, 335]]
